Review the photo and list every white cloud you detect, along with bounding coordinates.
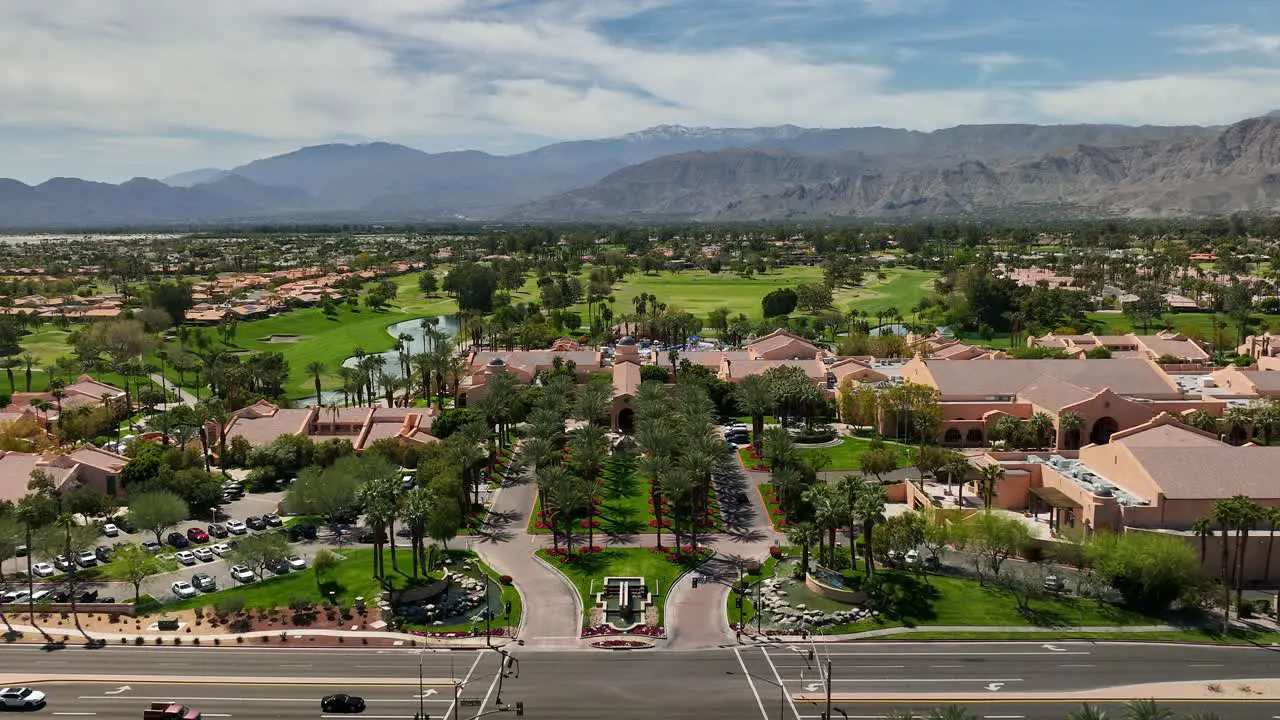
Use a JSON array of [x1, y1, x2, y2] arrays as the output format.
[[962, 52, 1025, 78], [0, 1, 1278, 182], [1163, 25, 1280, 56], [858, 0, 947, 17]]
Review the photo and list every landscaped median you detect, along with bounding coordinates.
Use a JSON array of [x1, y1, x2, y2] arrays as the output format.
[[535, 546, 710, 638]]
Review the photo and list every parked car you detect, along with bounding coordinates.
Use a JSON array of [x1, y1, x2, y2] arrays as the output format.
[[174, 550, 197, 566], [904, 549, 921, 567], [1, 590, 30, 604], [101, 522, 119, 537], [31, 562, 55, 578], [29, 589, 51, 603], [167, 532, 190, 548], [268, 559, 291, 575], [230, 565, 255, 583], [263, 513, 283, 527], [112, 516, 135, 533], [207, 523, 229, 538], [186, 527, 209, 543], [142, 541, 163, 554], [210, 543, 232, 557], [76, 589, 98, 603], [0, 687, 46, 710], [49, 591, 69, 603], [192, 547, 215, 563], [95, 545, 111, 563], [321, 695, 365, 713], [286, 556, 306, 571], [75, 551, 98, 568], [53, 555, 74, 572], [245, 516, 267, 531], [171, 581, 197, 599], [288, 523, 317, 542], [191, 573, 216, 592], [226, 519, 247, 535]]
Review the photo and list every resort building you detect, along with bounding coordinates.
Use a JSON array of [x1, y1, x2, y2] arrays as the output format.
[[898, 357, 1226, 448], [3, 375, 127, 428], [221, 400, 439, 452], [1026, 332, 1210, 363], [0, 445, 129, 503]]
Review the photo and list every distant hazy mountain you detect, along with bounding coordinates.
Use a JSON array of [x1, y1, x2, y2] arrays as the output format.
[[1, 118, 1273, 228], [162, 167, 229, 187]]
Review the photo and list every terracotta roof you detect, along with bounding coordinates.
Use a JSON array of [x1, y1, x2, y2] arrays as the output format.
[[612, 360, 641, 398], [920, 359, 1180, 398], [1016, 374, 1095, 411]]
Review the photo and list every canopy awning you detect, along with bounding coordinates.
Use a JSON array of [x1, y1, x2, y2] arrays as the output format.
[[1030, 486, 1083, 509]]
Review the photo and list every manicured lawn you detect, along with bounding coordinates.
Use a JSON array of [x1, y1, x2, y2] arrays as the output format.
[[528, 454, 660, 535], [830, 268, 939, 317], [801, 436, 914, 472], [535, 547, 708, 626], [757, 484, 787, 530], [857, 629, 1271, 644], [163, 548, 431, 611]]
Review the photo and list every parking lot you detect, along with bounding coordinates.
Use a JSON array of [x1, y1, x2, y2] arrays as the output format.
[[0, 488, 307, 605]]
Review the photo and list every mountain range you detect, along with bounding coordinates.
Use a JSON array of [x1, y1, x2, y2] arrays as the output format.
[[2, 117, 1279, 228]]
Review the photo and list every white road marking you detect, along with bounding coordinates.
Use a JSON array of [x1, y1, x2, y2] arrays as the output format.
[[1060, 664, 1095, 668], [203, 715, 232, 718], [984, 716, 1025, 719], [761, 646, 806, 720], [79, 696, 451, 704], [322, 716, 413, 719], [806, 678, 1025, 684], [53, 714, 97, 716], [768, 651, 1089, 657], [931, 665, 962, 668], [279, 663, 312, 668], [734, 647, 770, 720], [1189, 664, 1223, 667]]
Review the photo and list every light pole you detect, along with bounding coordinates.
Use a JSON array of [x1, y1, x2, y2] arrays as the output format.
[[416, 652, 426, 720]]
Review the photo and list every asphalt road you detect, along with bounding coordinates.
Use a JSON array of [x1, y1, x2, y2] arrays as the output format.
[[0, 642, 1276, 720]]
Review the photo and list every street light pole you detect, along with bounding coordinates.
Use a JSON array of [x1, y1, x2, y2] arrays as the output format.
[[417, 652, 425, 720], [824, 659, 832, 720]]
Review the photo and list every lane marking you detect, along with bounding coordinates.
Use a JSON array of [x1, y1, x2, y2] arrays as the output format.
[[795, 678, 1025, 684], [1188, 664, 1223, 667], [53, 714, 97, 717], [78, 696, 451, 704], [931, 665, 962, 669], [985, 716, 1025, 719], [203, 715, 232, 718], [1060, 664, 1094, 668], [766, 651, 1090, 657], [322, 716, 413, 719], [760, 646, 805, 720], [734, 647, 770, 720], [279, 664, 312, 668]]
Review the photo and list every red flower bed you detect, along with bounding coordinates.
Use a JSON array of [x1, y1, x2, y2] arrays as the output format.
[[579, 519, 601, 529], [411, 627, 508, 639], [582, 624, 664, 638], [590, 638, 652, 649], [769, 546, 783, 559]]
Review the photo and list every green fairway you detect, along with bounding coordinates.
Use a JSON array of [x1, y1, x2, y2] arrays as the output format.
[[536, 547, 707, 626], [831, 268, 938, 316]]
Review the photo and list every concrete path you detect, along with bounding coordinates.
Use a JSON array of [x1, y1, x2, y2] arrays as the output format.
[[473, 471, 583, 649], [150, 373, 198, 406], [0, 622, 495, 648]]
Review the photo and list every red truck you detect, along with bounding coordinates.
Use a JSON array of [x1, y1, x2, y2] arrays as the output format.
[[142, 702, 202, 720]]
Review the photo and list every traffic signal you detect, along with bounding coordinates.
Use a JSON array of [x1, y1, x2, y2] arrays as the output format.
[[505, 600, 513, 615], [734, 595, 743, 608], [515, 701, 525, 717], [691, 576, 699, 588]]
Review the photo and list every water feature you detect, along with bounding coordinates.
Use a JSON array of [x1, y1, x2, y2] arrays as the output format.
[[594, 576, 653, 630], [312, 315, 459, 406]]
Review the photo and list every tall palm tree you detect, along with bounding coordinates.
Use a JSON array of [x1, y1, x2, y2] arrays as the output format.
[[855, 482, 886, 577], [547, 471, 590, 555], [926, 706, 975, 720], [536, 465, 572, 552], [662, 471, 697, 556], [1263, 506, 1280, 584], [305, 361, 326, 407], [358, 475, 400, 578], [735, 375, 775, 447], [976, 464, 1005, 507], [399, 486, 433, 578], [1064, 705, 1111, 720], [1190, 517, 1214, 568], [805, 482, 847, 566], [19, 352, 34, 392], [1228, 495, 1262, 609], [1028, 412, 1054, 449], [787, 521, 821, 580]]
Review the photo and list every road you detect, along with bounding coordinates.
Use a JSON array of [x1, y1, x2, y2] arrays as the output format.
[[0, 642, 1276, 720]]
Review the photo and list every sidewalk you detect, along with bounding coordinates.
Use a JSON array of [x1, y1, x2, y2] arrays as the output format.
[[744, 623, 1238, 643], [0, 622, 499, 648]]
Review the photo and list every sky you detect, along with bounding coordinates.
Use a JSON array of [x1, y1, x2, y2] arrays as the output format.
[[4, 0, 1280, 183]]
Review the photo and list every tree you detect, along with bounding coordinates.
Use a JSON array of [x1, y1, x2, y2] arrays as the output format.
[[313, 548, 338, 593], [443, 263, 500, 313], [735, 375, 774, 447], [230, 532, 291, 579], [1085, 531, 1201, 611], [855, 481, 887, 577], [921, 517, 951, 561], [359, 473, 401, 578], [305, 362, 326, 407], [964, 511, 1031, 582], [761, 288, 798, 318], [975, 463, 1005, 507], [787, 521, 821, 580], [418, 271, 439, 296], [127, 491, 189, 544], [795, 283, 833, 312], [284, 457, 365, 529], [114, 542, 174, 605], [1120, 699, 1173, 720]]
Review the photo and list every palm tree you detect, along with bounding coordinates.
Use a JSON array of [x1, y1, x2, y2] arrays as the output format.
[[399, 486, 433, 578], [976, 464, 1005, 507], [1028, 412, 1054, 449], [1223, 405, 1254, 445], [1057, 412, 1085, 450], [1190, 517, 1214, 568], [19, 352, 34, 392], [305, 361, 325, 407], [1064, 705, 1110, 720], [1120, 699, 1172, 720], [1228, 495, 1262, 610], [547, 472, 590, 555], [787, 521, 821, 579], [1184, 410, 1219, 437], [663, 471, 697, 556], [805, 483, 847, 566], [358, 475, 400, 578], [735, 375, 774, 447], [855, 482, 887, 577], [1263, 506, 1280, 584], [570, 423, 610, 549], [667, 348, 680, 382], [926, 706, 975, 720]]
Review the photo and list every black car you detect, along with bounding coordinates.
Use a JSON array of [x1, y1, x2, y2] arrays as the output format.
[[53, 555, 74, 572], [166, 532, 190, 548], [94, 545, 111, 563], [321, 694, 365, 713], [263, 513, 282, 527], [112, 516, 136, 533], [268, 559, 291, 575], [208, 523, 229, 538], [77, 589, 98, 603], [245, 516, 267, 531], [288, 523, 317, 542], [49, 591, 69, 603]]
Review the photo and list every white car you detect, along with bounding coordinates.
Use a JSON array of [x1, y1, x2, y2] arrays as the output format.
[[29, 589, 51, 602], [75, 551, 98, 567], [210, 543, 232, 556], [286, 556, 306, 571], [171, 581, 197, 599], [31, 562, 56, 577], [174, 550, 197, 566], [193, 547, 215, 562], [1, 589, 30, 604], [102, 523, 119, 537], [230, 565, 255, 583], [904, 549, 921, 566], [0, 687, 46, 709], [226, 519, 247, 535]]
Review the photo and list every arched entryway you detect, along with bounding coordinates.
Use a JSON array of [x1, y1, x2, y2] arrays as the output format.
[[1062, 428, 1082, 450], [943, 427, 962, 445], [1089, 417, 1119, 445], [617, 408, 635, 435], [965, 428, 984, 446]]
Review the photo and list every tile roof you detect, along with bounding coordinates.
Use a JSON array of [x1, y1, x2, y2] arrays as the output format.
[[920, 359, 1180, 398]]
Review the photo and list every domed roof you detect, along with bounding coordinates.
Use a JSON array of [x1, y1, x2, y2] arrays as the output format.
[[487, 357, 507, 367], [617, 335, 637, 346]]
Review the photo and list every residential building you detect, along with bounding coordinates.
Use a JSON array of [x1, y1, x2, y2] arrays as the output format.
[[1027, 332, 1210, 363], [0, 445, 128, 503], [221, 400, 440, 452]]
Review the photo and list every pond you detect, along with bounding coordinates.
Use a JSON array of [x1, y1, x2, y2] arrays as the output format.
[[313, 315, 459, 405]]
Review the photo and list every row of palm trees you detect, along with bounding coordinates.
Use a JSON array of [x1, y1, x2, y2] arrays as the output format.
[[305, 323, 462, 408], [1190, 495, 1280, 616], [356, 470, 458, 581]]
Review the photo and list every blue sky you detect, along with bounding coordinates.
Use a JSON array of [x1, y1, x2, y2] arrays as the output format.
[[2, 0, 1280, 183]]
